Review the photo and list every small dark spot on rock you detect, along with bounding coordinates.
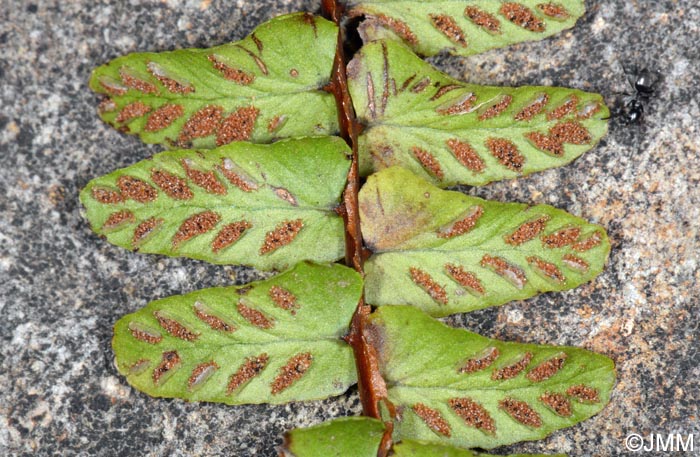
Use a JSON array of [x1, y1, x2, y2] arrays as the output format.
[[17, 125, 34, 147]]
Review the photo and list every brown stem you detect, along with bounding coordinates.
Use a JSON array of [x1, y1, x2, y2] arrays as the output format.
[[321, 0, 392, 435]]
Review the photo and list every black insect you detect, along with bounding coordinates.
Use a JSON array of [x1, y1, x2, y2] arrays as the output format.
[[616, 66, 661, 125]]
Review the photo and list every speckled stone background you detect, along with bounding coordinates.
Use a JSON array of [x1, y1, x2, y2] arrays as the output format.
[[1, 0, 698, 455]]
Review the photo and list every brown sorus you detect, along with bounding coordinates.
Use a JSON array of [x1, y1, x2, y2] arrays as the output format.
[[181, 159, 227, 195], [562, 253, 589, 272], [235, 44, 268, 75], [154, 310, 199, 341], [132, 218, 163, 246], [273, 187, 298, 206], [438, 206, 484, 238], [412, 146, 444, 180], [99, 98, 117, 114], [152, 350, 181, 385], [90, 185, 121, 203], [172, 211, 221, 247], [410, 77, 431, 93], [207, 54, 255, 86], [527, 353, 568, 381], [446, 264, 486, 296], [227, 354, 269, 395], [547, 95, 579, 120], [400, 74, 415, 93], [505, 216, 551, 245], [193, 301, 236, 332], [430, 84, 463, 101], [447, 139, 485, 173], [499, 398, 543, 427], [366, 72, 376, 119], [430, 14, 468, 47], [459, 346, 500, 373], [145, 104, 184, 132], [129, 359, 151, 375], [119, 67, 158, 94], [300, 12, 317, 37], [540, 392, 573, 416], [542, 226, 581, 248], [211, 221, 252, 253], [550, 121, 592, 144], [464, 6, 501, 33], [271, 352, 313, 395], [577, 102, 601, 120], [128, 321, 162, 345], [486, 137, 525, 172], [269, 285, 299, 314], [368, 143, 395, 169], [537, 3, 570, 20], [102, 210, 135, 230], [515, 94, 549, 121], [500, 3, 546, 32], [481, 254, 528, 289], [527, 256, 566, 283], [567, 384, 600, 403], [147, 62, 194, 94], [412, 403, 452, 437], [479, 95, 513, 120], [492, 352, 533, 380], [437, 93, 477, 115], [178, 105, 223, 144], [237, 302, 274, 329], [150, 169, 193, 200], [188, 361, 218, 390], [115, 101, 152, 123], [117, 176, 158, 203], [572, 231, 602, 252], [98, 76, 127, 96], [259, 219, 303, 255], [526, 131, 564, 156], [449, 397, 496, 434], [218, 158, 258, 192], [409, 267, 449, 305], [217, 106, 260, 146], [372, 13, 418, 45], [268, 114, 287, 133]]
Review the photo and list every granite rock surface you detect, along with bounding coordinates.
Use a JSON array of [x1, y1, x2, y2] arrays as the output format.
[[1, 0, 698, 456]]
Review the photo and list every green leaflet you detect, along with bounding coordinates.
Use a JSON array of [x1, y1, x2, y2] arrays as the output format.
[[90, 13, 338, 148], [394, 440, 566, 457], [280, 416, 567, 456], [360, 168, 610, 317], [347, 0, 584, 58], [367, 306, 615, 449], [80, 137, 349, 270], [281, 417, 386, 457], [348, 40, 609, 187], [112, 262, 362, 405]]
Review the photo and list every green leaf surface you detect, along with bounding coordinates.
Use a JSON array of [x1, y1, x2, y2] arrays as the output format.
[[395, 439, 566, 457], [90, 13, 338, 148], [360, 168, 610, 316], [281, 417, 385, 457], [112, 262, 362, 405], [348, 40, 609, 187], [80, 137, 350, 270], [348, 0, 585, 57], [280, 416, 567, 456], [367, 306, 615, 449]]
